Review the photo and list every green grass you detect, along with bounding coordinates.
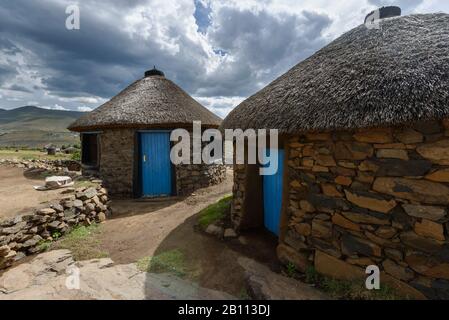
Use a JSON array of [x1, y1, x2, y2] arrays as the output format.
[[51, 224, 108, 261], [304, 266, 402, 300], [136, 249, 187, 278], [198, 195, 232, 229], [0, 149, 70, 161], [74, 179, 98, 189]]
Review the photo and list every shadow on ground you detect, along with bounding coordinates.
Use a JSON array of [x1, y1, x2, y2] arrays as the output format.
[[144, 211, 280, 299]]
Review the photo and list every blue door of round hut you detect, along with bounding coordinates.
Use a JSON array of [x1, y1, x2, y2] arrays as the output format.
[[263, 149, 284, 236], [140, 132, 172, 197]]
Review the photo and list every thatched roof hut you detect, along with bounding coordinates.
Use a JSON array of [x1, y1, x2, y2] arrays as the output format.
[[69, 68, 221, 132], [68, 68, 226, 198], [222, 11, 449, 300], [222, 13, 449, 134]]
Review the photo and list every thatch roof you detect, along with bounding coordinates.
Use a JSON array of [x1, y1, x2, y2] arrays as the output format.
[[221, 13, 449, 134], [69, 71, 221, 132]]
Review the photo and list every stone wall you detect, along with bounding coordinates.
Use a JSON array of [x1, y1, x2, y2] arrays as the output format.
[[1, 159, 81, 172], [281, 121, 449, 299], [0, 185, 110, 270], [99, 129, 135, 198], [231, 164, 246, 228], [175, 163, 226, 196]]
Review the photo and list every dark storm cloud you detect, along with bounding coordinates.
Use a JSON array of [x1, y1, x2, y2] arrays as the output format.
[[0, 65, 17, 86], [6, 84, 33, 93]]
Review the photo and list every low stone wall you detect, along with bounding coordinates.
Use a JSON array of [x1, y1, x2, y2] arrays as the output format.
[[0, 185, 110, 270], [175, 163, 227, 196], [0, 159, 81, 172], [231, 164, 246, 227]]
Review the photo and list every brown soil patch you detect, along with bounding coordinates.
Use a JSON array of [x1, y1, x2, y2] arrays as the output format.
[[0, 166, 62, 219]]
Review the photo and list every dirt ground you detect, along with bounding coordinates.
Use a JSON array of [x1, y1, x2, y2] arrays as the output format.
[[0, 166, 63, 219], [97, 170, 280, 297]]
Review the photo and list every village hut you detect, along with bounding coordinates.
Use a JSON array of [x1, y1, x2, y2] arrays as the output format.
[[221, 11, 449, 299], [69, 68, 226, 198]]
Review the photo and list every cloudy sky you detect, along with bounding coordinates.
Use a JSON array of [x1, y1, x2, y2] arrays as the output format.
[[0, 0, 447, 118]]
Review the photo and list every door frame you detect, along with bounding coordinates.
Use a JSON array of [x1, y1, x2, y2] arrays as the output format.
[[135, 130, 176, 198]]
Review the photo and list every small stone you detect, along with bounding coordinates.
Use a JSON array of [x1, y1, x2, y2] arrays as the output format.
[[341, 235, 382, 257], [395, 129, 424, 144], [344, 190, 397, 214], [312, 166, 329, 173], [332, 214, 360, 232], [294, 223, 311, 236], [224, 228, 237, 238], [375, 226, 397, 239], [341, 210, 390, 226], [205, 224, 224, 237], [0, 245, 11, 257], [335, 176, 352, 186], [311, 220, 332, 239], [321, 184, 343, 197], [353, 128, 393, 144], [37, 208, 56, 216], [376, 149, 409, 161], [373, 177, 449, 205], [77, 187, 98, 201], [382, 259, 415, 282], [315, 155, 336, 167], [425, 169, 449, 183], [417, 140, 449, 165], [414, 220, 445, 241], [299, 200, 315, 213], [73, 200, 83, 209], [290, 180, 301, 188], [61, 187, 75, 194], [335, 141, 374, 161], [402, 204, 446, 221], [97, 212, 106, 223], [385, 248, 403, 262]]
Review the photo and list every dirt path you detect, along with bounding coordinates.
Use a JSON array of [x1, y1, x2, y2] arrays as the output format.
[[0, 166, 62, 219], [98, 170, 281, 297]]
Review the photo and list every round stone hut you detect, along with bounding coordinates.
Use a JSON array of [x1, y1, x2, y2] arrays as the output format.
[[69, 68, 226, 198], [221, 12, 449, 299]]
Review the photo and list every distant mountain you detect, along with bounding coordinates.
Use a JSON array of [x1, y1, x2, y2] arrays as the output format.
[[0, 106, 86, 148]]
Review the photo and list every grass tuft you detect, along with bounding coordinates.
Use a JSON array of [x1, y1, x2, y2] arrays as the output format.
[[198, 195, 232, 229], [136, 249, 186, 278], [304, 266, 402, 300], [52, 224, 108, 260]]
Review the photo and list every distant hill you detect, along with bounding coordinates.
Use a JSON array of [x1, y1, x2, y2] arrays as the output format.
[[0, 106, 85, 148]]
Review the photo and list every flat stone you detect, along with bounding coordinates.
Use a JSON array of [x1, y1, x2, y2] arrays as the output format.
[[380, 272, 427, 300], [417, 140, 449, 165], [277, 244, 309, 273], [341, 234, 382, 257], [284, 231, 308, 251], [314, 250, 365, 281], [321, 184, 343, 197], [335, 141, 374, 161], [307, 194, 349, 211], [335, 176, 352, 186], [223, 228, 237, 238], [425, 168, 449, 183], [311, 220, 332, 239], [402, 204, 446, 221], [346, 257, 375, 267], [373, 177, 449, 205], [367, 159, 432, 177], [294, 223, 311, 236], [0, 245, 10, 257], [341, 210, 390, 225], [345, 190, 397, 214], [413, 121, 442, 135], [315, 155, 336, 167], [400, 232, 444, 255], [331, 214, 360, 232], [385, 248, 403, 262], [22, 235, 43, 248], [238, 257, 328, 300], [77, 187, 98, 201], [406, 253, 449, 280], [382, 259, 414, 282], [205, 224, 224, 238], [353, 128, 393, 144], [36, 208, 56, 216], [375, 226, 397, 239], [1, 222, 27, 234], [299, 200, 315, 213], [414, 220, 445, 241], [310, 238, 342, 258], [97, 212, 106, 223], [376, 149, 409, 160], [395, 129, 424, 144]]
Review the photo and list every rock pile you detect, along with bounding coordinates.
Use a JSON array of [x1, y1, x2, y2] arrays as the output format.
[[0, 159, 81, 172], [0, 185, 110, 270]]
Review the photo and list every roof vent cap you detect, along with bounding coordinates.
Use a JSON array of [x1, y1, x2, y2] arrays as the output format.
[[145, 66, 165, 77], [364, 6, 401, 24]]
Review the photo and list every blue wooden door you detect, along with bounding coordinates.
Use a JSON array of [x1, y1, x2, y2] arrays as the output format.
[[140, 132, 172, 197], [263, 149, 284, 236]]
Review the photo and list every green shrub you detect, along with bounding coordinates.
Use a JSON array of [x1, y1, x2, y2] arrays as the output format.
[[71, 150, 81, 161], [198, 195, 232, 229]]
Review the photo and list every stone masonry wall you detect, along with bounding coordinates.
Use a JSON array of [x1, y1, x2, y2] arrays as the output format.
[[175, 163, 226, 196], [281, 121, 449, 299], [99, 129, 135, 198], [0, 185, 110, 270], [231, 164, 246, 228]]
